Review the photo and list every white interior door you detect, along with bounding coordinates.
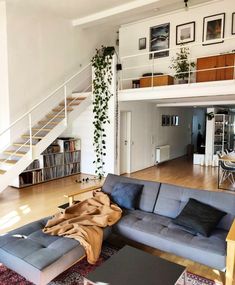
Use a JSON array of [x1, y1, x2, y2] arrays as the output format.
[[120, 111, 131, 174]]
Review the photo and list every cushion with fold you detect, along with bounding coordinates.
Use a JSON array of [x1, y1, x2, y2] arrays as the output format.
[[111, 182, 143, 210], [173, 198, 226, 237]]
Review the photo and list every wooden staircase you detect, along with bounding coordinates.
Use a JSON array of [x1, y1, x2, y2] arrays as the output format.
[[0, 95, 88, 180]]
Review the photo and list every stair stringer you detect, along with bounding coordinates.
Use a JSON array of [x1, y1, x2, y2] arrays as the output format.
[[0, 93, 92, 193]]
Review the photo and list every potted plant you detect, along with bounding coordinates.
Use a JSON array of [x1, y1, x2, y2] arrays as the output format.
[[169, 46, 195, 84]]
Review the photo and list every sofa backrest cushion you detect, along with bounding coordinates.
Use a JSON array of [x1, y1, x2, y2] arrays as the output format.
[[102, 174, 160, 212], [154, 183, 235, 231]]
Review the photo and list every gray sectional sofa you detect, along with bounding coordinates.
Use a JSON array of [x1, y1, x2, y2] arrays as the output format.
[[1, 173, 235, 284]]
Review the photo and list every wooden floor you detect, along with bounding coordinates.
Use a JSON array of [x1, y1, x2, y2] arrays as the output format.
[[127, 156, 221, 192], [0, 156, 228, 283]]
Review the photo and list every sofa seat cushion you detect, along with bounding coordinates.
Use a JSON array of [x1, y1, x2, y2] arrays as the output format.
[[0, 217, 82, 270], [113, 211, 227, 270]]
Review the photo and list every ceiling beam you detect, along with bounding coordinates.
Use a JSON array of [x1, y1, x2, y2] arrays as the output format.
[[156, 100, 235, 107], [72, 0, 160, 27]]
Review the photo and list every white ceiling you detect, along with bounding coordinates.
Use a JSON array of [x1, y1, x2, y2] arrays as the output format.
[[13, 0, 216, 27]]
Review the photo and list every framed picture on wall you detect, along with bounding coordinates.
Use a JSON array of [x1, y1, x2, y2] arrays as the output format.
[[162, 115, 166, 126], [202, 13, 225, 45], [166, 115, 171, 126], [232, 13, 235, 35], [176, 22, 195, 45], [171, 115, 179, 126], [150, 23, 170, 59], [139, 38, 146, 50]]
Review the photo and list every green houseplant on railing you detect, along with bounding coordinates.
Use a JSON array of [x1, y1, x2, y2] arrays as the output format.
[[91, 46, 114, 179], [169, 46, 195, 84]]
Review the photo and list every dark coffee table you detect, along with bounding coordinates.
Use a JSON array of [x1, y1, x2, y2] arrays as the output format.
[[84, 246, 186, 285]]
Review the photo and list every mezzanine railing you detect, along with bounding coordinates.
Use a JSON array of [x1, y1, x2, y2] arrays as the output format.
[[120, 37, 235, 90]]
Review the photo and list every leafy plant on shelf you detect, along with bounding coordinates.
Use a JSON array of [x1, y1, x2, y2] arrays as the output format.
[[169, 46, 195, 83], [91, 46, 114, 179]]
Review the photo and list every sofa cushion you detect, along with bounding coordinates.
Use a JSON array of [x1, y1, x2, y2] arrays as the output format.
[[0, 217, 82, 271], [111, 182, 143, 210], [174, 198, 226, 237], [113, 211, 227, 270], [154, 183, 235, 231], [102, 174, 160, 212]]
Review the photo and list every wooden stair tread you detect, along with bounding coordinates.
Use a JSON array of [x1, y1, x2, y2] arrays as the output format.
[[22, 135, 44, 139], [32, 128, 52, 132], [46, 115, 65, 118], [4, 151, 27, 157], [38, 121, 59, 125], [12, 143, 31, 147], [67, 96, 86, 101], [52, 107, 73, 112], [59, 102, 80, 106], [0, 159, 18, 165], [0, 170, 6, 175]]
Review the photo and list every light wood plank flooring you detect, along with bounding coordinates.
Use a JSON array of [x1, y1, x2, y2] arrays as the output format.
[[0, 156, 228, 283], [127, 156, 220, 192]]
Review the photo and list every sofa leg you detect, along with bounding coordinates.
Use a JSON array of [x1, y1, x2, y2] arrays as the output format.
[[226, 241, 235, 285]]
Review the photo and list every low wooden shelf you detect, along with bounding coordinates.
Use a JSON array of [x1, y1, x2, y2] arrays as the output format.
[[140, 75, 174, 88], [11, 138, 81, 188]]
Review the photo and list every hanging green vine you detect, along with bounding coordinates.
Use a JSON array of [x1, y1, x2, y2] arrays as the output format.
[[91, 46, 114, 179]]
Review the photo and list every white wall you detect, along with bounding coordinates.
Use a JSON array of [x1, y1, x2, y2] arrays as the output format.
[[120, 101, 156, 173], [119, 0, 235, 87], [0, 2, 10, 149], [119, 103, 192, 173], [5, 0, 117, 126], [155, 107, 192, 160]]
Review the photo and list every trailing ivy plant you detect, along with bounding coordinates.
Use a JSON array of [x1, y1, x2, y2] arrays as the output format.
[[91, 46, 114, 179]]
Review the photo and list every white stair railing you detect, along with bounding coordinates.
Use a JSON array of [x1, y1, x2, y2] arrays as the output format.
[[0, 63, 92, 168]]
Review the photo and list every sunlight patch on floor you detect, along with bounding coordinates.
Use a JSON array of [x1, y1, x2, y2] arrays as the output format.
[[0, 211, 20, 230]]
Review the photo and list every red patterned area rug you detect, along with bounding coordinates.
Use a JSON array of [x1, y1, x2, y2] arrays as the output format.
[[0, 243, 223, 285]]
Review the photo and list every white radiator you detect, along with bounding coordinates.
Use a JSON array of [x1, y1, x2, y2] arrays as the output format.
[[155, 145, 170, 164]]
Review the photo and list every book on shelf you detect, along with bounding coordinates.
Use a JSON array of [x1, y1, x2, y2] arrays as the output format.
[[25, 159, 40, 171], [64, 151, 80, 164], [20, 169, 43, 186], [15, 137, 81, 188], [42, 144, 60, 154], [64, 163, 80, 176], [43, 153, 64, 167], [57, 137, 81, 152]]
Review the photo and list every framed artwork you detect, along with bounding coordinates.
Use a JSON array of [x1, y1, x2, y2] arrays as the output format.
[[171, 115, 179, 126], [162, 115, 166, 126], [232, 13, 235, 35], [139, 38, 146, 50], [202, 13, 225, 45], [176, 22, 195, 45], [150, 23, 170, 59], [166, 115, 171, 126]]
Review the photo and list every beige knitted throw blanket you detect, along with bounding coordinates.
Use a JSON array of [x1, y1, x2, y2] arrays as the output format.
[[43, 191, 122, 264]]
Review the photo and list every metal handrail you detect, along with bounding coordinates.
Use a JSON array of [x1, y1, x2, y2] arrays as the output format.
[[122, 65, 235, 82], [120, 36, 235, 89], [121, 36, 235, 60], [0, 62, 92, 167], [0, 63, 91, 137]]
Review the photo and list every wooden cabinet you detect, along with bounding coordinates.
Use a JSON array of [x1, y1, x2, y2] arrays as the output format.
[[196, 53, 235, 83], [140, 75, 174, 88]]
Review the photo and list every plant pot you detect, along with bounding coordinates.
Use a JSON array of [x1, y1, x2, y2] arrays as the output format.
[[178, 79, 188, 84]]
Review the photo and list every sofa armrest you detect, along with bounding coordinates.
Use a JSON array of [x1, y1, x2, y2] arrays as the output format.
[[64, 185, 102, 206], [226, 219, 235, 285]]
